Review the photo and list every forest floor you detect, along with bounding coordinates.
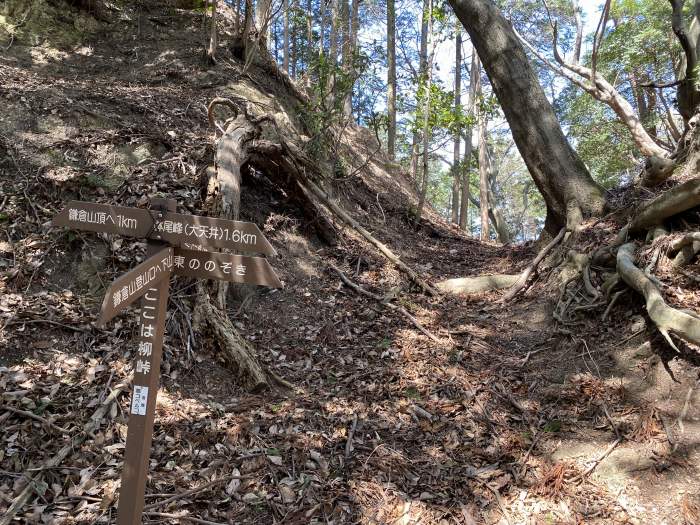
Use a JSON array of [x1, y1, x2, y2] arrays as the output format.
[[2, 2, 700, 524]]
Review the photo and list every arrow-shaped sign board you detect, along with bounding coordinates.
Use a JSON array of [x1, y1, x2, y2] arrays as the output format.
[[53, 201, 276, 255], [172, 248, 282, 288], [97, 246, 173, 326], [152, 211, 276, 256], [53, 201, 153, 237]]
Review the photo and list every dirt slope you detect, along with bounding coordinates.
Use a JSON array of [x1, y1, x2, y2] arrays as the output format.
[[1, 2, 700, 524]]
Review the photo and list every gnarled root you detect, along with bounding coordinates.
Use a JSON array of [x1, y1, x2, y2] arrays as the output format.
[[617, 242, 700, 351], [630, 178, 700, 233], [193, 284, 292, 391], [436, 274, 519, 294], [641, 156, 676, 187], [668, 232, 700, 267]]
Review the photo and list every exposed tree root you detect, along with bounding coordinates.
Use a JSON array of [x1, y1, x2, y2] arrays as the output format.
[[617, 242, 700, 351], [641, 156, 676, 187], [436, 228, 565, 298], [669, 232, 700, 267], [436, 274, 519, 294], [501, 228, 566, 302], [630, 178, 700, 233], [193, 283, 292, 392]]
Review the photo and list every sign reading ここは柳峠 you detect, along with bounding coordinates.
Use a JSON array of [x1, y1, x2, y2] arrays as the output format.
[[52, 198, 281, 525]]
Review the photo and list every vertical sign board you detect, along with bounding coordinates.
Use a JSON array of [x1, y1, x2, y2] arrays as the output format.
[[52, 198, 282, 525], [116, 198, 173, 525]]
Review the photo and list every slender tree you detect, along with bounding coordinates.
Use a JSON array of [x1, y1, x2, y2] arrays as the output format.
[[459, 50, 479, 231], [387, 0, 397, 159], [451, 22, 462, 224], [283, 0, 290, 73], [417, 0, 434, 219], [478, 90, 490, 240], [411, 0, 430, 186]]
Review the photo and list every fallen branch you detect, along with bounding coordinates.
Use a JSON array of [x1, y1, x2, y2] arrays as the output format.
[[144, 472, 253, 511], [0, 404, 71, 435], [308, 181, 438, 296], [617, 242, 700, 350], [501, 228, 566, 302], [329, 263, 441, 343], [574, 437, 622, 481], [0, 385, 126, 525], [144, 512, 226, 525]]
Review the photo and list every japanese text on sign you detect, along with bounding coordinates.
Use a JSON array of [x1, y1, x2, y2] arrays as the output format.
[[112, 252, 173, 308], [131, 385, 149, 416]]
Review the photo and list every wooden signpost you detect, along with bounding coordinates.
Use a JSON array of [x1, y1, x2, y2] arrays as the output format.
[[52, 198, 281, 525]]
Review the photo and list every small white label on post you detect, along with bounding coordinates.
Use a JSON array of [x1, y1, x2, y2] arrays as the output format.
[[131, 385, 149, 416]]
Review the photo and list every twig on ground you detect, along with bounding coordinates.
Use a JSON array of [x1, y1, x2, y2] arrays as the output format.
[[329, 262, 442, 343], [575, 438, 622, 481], [345, 414, 358, 459], [0, 405, 70, 435], [144, 512, 226, 525], [0, 385, 126, 525], [143, 473, 253, 511]]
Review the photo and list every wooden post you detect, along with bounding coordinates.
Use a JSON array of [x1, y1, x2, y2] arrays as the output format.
[[117, 198, 175, 525]]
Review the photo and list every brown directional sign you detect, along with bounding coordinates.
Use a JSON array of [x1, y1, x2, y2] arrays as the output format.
[[97, 246, 173, 326], [52, 196, 281, 525], [172, 248, 282, 288], [151, 212, 276, 255], [53, 201, 153, 237], [53, 201, 276, 255]]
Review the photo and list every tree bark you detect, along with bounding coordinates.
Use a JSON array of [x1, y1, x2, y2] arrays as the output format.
[[670, 0, 700, 122], [459, 50, 478, 231], [206, 0, 217, 64], [387, 0, 397, 159], [519, 35, 669, 159], [451, 22, 462, 224], [478, 96, 489, 240], [449, 0, 606, 235], [410, 0, 430, 186], [283, 0, 290, 73], [416, 0, 433, 220], [343, 0, 361, 118]]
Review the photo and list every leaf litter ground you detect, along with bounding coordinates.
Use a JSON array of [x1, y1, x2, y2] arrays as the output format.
[[2, 3, 700, 524]]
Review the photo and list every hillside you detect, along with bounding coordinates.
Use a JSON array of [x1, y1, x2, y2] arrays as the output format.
[[1, 1, 700, 524]]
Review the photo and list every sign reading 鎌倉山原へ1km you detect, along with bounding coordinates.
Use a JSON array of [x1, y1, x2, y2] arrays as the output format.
[[52, 198, 281, 525], [53, 200, 276, 255]]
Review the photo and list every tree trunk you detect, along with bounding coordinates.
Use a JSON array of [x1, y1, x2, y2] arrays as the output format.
[[449, 0, 606, 235], [343, 0, 360, 118], [320, 0, 326, 57], [459, 50, 478, 231], [206, 0, 217, 64], [416, 0, 433, 220], [387, 0, 396, 159], [283, 0, 290, 73], [451, 22, 462, 224], [306, 0, 313, 88], [478, 107, 489, 240], [255, 0, 273, 48], [410, 0, 430, 186], [327, 0, 340, 100]]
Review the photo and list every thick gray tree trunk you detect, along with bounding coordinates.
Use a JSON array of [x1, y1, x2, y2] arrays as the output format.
[[449, 0, 606, 235]]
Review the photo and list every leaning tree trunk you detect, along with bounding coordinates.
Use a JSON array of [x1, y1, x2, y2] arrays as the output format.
[[386, 0, 397, 159], [449, 0, 606, 236]]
